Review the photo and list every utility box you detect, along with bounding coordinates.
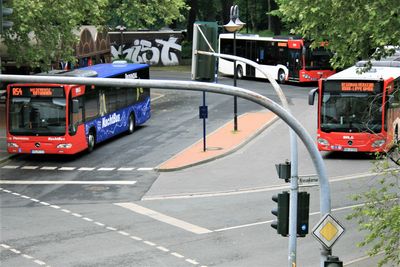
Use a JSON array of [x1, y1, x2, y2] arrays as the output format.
[[191, 21, 218, 82]]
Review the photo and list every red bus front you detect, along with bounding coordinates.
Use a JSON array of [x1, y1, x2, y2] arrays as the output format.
[[316, 79, 395, 153], [288, 40, 336, 82], [6, 84, 88, 155]]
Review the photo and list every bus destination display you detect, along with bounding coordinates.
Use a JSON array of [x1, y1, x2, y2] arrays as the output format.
[[11, 87, 65, 97]]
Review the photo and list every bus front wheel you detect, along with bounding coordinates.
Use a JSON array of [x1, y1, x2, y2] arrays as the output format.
[[277, 69, 286, 84], [128, 113, 136, 134], [236, 65, 243, 79], [87, 130, 96, 152]]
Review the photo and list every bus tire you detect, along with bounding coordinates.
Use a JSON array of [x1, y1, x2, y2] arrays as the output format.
[[128, 113, 136, 134], [277, 69, 286, 84], [87, 130, 96, 152], [236, 65, 243, 79]]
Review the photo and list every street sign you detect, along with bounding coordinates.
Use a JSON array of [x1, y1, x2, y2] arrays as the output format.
[[199, 105, 208, 119], [312, 213, 345, 249], [299, 174, 319, 185]]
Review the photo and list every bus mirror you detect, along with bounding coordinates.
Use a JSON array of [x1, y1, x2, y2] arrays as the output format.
[[308, 88, 318, 105], [72, 99, 79, 113]]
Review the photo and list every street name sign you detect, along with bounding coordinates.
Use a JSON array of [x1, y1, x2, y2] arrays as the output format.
[[312, 213, 345, 249]]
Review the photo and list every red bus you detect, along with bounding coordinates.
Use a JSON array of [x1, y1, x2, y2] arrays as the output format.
[[6, 62, 151, 155], [309, 54, 400, 152], [219, 34, 336, 83]]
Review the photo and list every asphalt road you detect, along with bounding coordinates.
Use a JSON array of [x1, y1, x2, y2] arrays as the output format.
[[1, 70, 393, 267]]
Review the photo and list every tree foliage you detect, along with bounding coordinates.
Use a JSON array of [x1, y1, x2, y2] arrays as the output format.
[[3, 0, 108, 71], [107, 0, 187, 30], [274, 0, 400, 69], [347, 161, 400, 266], [2, 0, 187, 71]]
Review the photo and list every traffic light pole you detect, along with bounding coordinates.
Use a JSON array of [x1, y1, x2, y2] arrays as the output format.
[[196, 50, 301, 266]]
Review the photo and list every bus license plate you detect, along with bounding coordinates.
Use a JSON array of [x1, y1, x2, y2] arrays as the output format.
[[31, 150, 45, 154], [344, 148, 358, 152]]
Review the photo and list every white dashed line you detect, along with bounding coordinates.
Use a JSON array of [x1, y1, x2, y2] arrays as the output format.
[[2, 165, 19, 169], [41, 166, 58, 170], [171, 252, 185, 258], [21, 166, 39, 170], [1, 243, 49, 266], [186, 258, 199, 265], [137, 167, 153, 171], [143, 241, 156, 246], [157, 246, 169, 252], [1, 189, 207, 267], [0, 180, 137, 185]]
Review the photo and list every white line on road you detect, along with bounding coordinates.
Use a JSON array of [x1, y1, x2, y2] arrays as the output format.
[[2, 165, 19, 169], [41, 166, 58, 170], [137, 167, 154, 171], [0, 180, 137, 185], [98, 167, 115, 171], [78, 167, 95, 171], [58, 167, 76, 171], [21, 166, 38, 170], [118, 167, 135, 171], [114, 202, 212, 234]]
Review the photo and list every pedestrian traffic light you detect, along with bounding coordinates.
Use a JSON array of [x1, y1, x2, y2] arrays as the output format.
[[191, 21, 218, 82], [271, 191, 289, 236], [0, 0, 13, 34], [297, 191, 310, 237]]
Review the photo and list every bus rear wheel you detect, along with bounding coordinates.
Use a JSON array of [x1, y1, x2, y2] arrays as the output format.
[[87, 130, 96, 152], [236, 65, 243, 79], [128, 113, 135, 134], [278, 69, 286, 84]]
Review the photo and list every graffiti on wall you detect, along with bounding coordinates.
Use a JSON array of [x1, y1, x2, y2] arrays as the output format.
[[111, 36, 182, 66]]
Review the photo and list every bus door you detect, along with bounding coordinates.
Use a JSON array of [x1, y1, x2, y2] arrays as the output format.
[[288, 40, 303, 80], [245, 40, 256, 77]]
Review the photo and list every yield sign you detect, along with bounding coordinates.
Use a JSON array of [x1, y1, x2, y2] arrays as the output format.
[[312, 213, 345, 249]]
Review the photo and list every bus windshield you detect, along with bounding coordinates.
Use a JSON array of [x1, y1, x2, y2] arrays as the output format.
[[9, 96, 66, 136], [305, 47, 333, 70], [320, 92, 383, 133]]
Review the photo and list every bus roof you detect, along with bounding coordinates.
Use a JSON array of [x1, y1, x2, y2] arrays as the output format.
[[219, 33, 301, 42], [78, 62, 149, 78], [327, 65, 400, 81]]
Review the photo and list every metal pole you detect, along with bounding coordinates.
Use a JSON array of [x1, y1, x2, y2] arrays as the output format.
[[0, 74, 331, 266], [203, 91, 206, 152], [233, 31, 238, 131]]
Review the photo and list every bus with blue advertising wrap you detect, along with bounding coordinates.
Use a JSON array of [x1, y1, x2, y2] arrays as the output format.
[[6, 61, 151, 154]]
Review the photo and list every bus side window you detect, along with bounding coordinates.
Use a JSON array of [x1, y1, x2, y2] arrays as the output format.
[[69, 96, 83, 136], [84, 87, 100, 120]]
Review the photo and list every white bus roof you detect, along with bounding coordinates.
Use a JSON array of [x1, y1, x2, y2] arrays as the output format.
[[327, 65, 400, 81], [219, 33, 299, 42]]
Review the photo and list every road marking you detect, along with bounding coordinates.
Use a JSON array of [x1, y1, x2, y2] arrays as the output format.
[[114, 202, 212, 234], [41, 166, 57, 170], [344, 251, 385, 266], [2, 165, 19, 169], [1, 243, 50, 266], [137, 167, 154, 171], [1, 188, 208, 267], [21, 166, 38, 170], [0, 180, 137, 185]]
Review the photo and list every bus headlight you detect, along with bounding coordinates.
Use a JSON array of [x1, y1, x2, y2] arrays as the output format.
[[302, 74, 311, 79], [317, 138, 329, 146], [372, 139, 385, 148], [7, 142, 19, 148], [57, 144, 72, 149]]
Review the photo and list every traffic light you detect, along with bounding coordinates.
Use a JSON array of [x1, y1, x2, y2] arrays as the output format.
[[271, 191, 289, 236], [0, 0, 13, 34], [297, 191, 310, 237], [191, 21, 218, 82], [324, 256, 343, 267]]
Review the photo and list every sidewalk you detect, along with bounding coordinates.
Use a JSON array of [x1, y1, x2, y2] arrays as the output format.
[[0, 103, 10, 163], [157, 111, 278, 171]]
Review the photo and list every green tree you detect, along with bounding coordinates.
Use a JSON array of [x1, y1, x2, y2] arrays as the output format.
[[107, 0, 188, 30], [3, 0, 108, 71], [347, 163, 399, 267], [274, 0, 400, 69]]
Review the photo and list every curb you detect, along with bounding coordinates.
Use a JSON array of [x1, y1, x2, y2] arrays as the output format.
[[156, 114, 279, 172]]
